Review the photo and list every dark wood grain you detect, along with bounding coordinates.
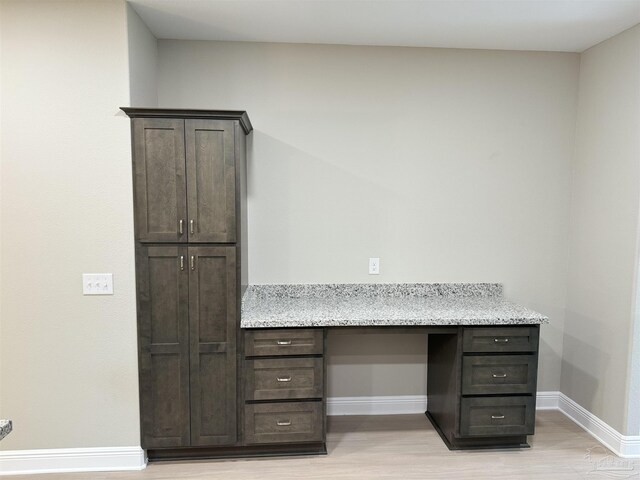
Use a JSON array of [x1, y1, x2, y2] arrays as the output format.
[[244, 401, 324, 444], [245, 358, 324, 401], [426, 331, 461, 445], [188, 246, 237, 446], [185, 119, 236, 243], [462, 354, 537, 395], [245, 329, 324, 357], [121, 108, 253, 134], [136, 245, 190, 448], [462, 326, 539, 353], [132, 118, 187, 243], [459, 396, 536, 437]]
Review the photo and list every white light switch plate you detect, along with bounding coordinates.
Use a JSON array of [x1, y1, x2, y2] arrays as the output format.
[[83, 273, 113, 295], [369, 258, 380, 275]]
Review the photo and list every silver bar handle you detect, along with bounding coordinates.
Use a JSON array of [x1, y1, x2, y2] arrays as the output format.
[[190, 255, 195, 271], [277, 376, 292, 382], [276, 340, 292, 346], [180, 256, 184, 271], [491, 415, 505, 419], [494, 338, 509, 343], [179, 219, 184, 235], [277, 420, 291, 426], [190, 219, 195, 234], [492, 373, 507, 378]]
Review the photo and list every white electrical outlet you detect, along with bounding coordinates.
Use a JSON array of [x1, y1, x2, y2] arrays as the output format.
[[83, 273, 114, 295], [369, 258, 380, 275]]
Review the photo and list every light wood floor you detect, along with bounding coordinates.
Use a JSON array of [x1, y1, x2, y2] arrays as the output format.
[[7, 411, 638, 480]]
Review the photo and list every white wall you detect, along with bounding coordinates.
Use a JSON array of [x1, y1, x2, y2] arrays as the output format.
[[0, 0, 139, 449], [157, 40, 579, 396], [127, 3, 158, 107], [562, 24, 640, 435]]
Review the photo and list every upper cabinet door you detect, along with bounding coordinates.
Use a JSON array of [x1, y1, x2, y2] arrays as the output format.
[[132, 118, 187, 243], [185, 120, 236, 243]]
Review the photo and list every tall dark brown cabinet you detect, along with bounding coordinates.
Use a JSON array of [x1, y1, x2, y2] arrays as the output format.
[[122, 108, 252, 457]]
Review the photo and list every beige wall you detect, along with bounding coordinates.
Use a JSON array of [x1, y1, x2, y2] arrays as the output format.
[[157, 40, 579, 396], [562, 25, 640, 435], [0, 0, 140, 449], [127, 3, 158, 107]]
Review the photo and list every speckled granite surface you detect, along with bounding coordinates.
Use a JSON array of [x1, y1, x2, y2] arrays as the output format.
[[241, 283, 548, 328], [0, 420, 12, 441]]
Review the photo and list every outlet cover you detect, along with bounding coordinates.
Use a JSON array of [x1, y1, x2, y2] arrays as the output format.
[[369, 258, 380, 275], [83, 273, 113, 295]]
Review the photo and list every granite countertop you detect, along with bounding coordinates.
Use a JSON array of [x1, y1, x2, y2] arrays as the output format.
[[0, 420, 12, 441], [241, 283, 548, 329]]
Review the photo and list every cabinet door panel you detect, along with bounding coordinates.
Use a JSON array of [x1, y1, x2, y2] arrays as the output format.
[[185, 120, 236, 243], [133, 119, 187, 243], [189, 246, 237, 446], [137, 246, 190, 448]]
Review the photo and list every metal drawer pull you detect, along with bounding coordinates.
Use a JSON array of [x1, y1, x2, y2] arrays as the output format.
[[491, 415, 505, 420], [494, 338, 509, 343], [276, 340, 292, 345], [190, 219, 195, 234], [190, 255, 195, 270], [179, 256, 185, 271], [277, 376, 292, 382], [179, 219, 184, 235], [277, 420, 291, 426], [492, 373, 508, 378]]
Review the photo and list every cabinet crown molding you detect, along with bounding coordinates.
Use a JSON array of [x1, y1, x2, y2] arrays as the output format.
[[120, 108, 253, 134]]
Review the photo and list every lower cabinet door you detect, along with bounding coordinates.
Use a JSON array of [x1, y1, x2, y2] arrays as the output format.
[[136, 245, 191, 448], [459, 396, 535, 437], [189, 246, 237, 446], [244, 402, 324, 444]]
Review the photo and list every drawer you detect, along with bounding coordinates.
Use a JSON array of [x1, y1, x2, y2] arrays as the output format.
[[462, 355, 537, 395], [460, 396, 535, 437], [245, 357, 324, 401], [462, 326, 539, 353], [245, 328, 323, 357], [244, 401, 323, 444]]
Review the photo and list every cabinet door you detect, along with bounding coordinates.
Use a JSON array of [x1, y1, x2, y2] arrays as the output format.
[[185, 120, 236, 243], [188, 246, 237, 446], [132, 118, 187, 243], [136, 246, 190, 448]]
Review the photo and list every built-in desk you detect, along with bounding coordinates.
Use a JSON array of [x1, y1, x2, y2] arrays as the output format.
[[241, 283, 547, 453]]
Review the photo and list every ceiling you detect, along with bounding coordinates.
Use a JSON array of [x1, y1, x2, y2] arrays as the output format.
[[129, 0, 640, 53]]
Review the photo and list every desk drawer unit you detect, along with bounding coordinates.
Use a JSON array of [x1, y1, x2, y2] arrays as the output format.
[[243, 328, 326, 448], [453, 325, 539, 447]]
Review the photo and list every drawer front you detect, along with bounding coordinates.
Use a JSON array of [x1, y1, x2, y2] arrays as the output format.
[[245, 358, 324, 401], [245, 328, 323, 357], [460, 396, 535, 437], [244, 401, 323, 444], [462, 326, 539, 353], [462, 355, 537, 395]]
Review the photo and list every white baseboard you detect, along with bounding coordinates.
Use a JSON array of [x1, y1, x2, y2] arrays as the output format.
[[534, 390, 560, 410], [327, 395, 427, 416], [558, 392, 640, 458], [0, 446, 146, 476]]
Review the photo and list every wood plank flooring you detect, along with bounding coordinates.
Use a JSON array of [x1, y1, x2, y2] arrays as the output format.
[[6, 411, 638, 479]]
